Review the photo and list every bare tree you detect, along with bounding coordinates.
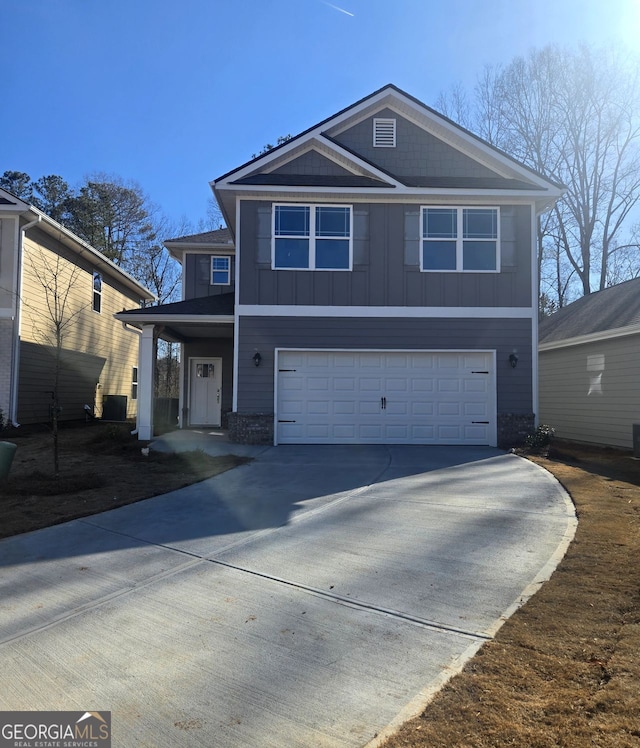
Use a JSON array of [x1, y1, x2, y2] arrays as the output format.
[[21, 250, 87, 475], [439, 44, 640, 306]]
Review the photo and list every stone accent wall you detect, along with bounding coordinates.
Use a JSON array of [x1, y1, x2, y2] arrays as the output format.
[[497, 413, 535, 449], [228, 412, 274, 445]]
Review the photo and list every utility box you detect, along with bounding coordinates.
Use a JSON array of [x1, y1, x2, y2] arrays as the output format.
[[633, 424, 640, 458], [102, 395, 127, 421]]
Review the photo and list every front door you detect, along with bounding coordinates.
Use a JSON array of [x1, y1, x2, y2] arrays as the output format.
[[189, 357, 222, 426]]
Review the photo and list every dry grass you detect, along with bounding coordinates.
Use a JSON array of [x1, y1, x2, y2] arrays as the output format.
[[380, 441, 640, 748], [0, 421, 249, 540]]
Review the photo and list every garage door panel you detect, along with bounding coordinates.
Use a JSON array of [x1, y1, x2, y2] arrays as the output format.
[[277, 350, 495, 445], [334, 377, 356, 391]]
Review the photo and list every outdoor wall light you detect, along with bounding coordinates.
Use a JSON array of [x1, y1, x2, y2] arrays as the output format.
[[509, 352, 519, 369], [253, 351, 262, 367]]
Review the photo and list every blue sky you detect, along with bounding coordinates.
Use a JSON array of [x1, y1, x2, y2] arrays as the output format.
[[2, 0, 638, 230]]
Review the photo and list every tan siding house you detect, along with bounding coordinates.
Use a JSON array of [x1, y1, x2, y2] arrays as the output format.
[[539, 278, 640, 450], [0, 189, 155, 427]]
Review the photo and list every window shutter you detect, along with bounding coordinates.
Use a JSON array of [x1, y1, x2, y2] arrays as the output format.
[[404, 209, 420, 266], [373, 118, 396, 148]]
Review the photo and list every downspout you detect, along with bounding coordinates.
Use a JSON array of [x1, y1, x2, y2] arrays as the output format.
[[10, 214, 41, 427], [120, 320, 143, 435]]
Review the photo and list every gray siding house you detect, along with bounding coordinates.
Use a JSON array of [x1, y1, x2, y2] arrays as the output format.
[[539, 278, 640, 450], [118, 84, 563, 446]]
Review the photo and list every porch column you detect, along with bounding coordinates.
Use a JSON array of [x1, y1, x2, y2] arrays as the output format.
[[137, 325, 156, 440]]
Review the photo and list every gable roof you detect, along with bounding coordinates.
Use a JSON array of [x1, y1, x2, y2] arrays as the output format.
[[539, 277, 640, 349], [212, 83, 564, 233]]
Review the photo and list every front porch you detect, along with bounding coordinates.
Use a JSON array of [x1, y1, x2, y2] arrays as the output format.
[[115, 293, 234, 440]]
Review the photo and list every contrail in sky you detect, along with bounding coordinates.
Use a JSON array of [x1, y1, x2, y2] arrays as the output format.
[[322, 1, 355, 16]]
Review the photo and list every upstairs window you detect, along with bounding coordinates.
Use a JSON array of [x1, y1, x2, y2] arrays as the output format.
[[421, 207, 499, 272], [273, 204, 352, 270], [92, 272, 102, 312], [211, 256, 231, 285], [373, 118, 396, 147]]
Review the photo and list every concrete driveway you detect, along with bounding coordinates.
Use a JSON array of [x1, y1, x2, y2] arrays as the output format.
[[0, 444, 575, 747]]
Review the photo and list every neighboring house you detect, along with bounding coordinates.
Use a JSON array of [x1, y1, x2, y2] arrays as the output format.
[[118, 84, 563, 446], [539, 277, 640, 450], [0, 189, 155, 427]]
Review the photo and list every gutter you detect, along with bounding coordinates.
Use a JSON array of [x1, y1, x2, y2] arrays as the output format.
[[10, 214, 41, 427]]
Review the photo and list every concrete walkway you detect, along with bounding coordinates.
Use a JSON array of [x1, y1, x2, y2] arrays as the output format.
[[0, 441, 576, 747]]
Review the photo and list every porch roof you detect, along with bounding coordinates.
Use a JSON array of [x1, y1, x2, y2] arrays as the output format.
[[115, 292, 234, 342]]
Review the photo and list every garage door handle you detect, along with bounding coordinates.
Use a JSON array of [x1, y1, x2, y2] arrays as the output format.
[[279, 369, 297, 372], [472, 371, 489, 374], [472, 421, 489, 424], [381, 397, 387, 410], [278, 420, 297, 423]]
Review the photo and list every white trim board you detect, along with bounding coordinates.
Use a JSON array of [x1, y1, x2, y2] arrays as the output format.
[[239, 305, 534, 319], [539, 324, 640, 351]]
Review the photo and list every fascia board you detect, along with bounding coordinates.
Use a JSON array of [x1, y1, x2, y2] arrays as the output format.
[[0, 188, 31, 213], [539, 324, 640, 351], [29, 207, 156, 301], [227, 184, 554, 201], [114, 313, 234, 325], [214, 136, 403, 190], [260, 139, 401, 186], [164, 241, 235, 263]]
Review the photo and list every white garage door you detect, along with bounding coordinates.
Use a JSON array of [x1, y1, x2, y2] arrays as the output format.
[[276, 350, 496, 445]]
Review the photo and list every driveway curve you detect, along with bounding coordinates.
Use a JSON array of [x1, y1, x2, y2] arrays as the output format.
[[0, 445, 575, 747]]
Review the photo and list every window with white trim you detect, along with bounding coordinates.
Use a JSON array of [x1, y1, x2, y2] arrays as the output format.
[[92, 271, 102, 312], [211, 256, 231, 285], [131, 366, 138, 400], [373, 118, 396, 147], [272, 204, 352, 270], [421, 207, 499, 272]]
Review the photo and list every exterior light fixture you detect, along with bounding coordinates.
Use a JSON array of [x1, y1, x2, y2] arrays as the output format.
[[509, 353, 519, 369], [253, 352, 262, 367]]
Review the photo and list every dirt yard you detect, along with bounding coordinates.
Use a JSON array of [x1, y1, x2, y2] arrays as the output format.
[[1, 425, 638, 746], [0, 421, 248, 540]]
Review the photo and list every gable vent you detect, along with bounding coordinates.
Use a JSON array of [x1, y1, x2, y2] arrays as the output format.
[[373, 118, 396, 148]]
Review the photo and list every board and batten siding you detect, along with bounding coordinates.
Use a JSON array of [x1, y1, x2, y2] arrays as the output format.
[[17, 231, 143, 424], [183, 254, 235, 299], [539, 337, 640, 450], [239, 201, 532, 309], [236, 316, 533, 416], [331, 108, 499, 181]]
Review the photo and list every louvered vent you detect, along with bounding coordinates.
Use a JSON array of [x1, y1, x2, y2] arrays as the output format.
[[373, 118, 396, 148]]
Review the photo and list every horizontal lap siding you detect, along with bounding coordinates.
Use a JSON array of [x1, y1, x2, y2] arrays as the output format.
[[539, 338, 640, 449], [18, 234, 142, 423], [237, 316, 532, 415]]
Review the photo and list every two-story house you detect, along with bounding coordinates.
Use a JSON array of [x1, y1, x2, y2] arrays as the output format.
[[118, 84, 563, 447], [0, 189, 155, 427]]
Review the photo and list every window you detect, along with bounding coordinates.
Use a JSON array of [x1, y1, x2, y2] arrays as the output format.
[[211, 256, 231, 285], [92, 272, 102, 312], [131, 367, 138, 401], [273, 204, 352, 270], [421, 207, 499, 272], [373, 118, 396, 147]]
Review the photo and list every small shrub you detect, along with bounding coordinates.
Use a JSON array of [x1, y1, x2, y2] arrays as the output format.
[[525, 424, 556, 452]]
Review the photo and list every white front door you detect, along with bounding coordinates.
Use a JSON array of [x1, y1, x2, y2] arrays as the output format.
[[189, 357, 222, 426], [276, 350, 496, 445]]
